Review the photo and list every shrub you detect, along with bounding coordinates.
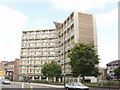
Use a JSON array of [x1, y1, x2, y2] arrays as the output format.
[[30, 80, 49, 84]]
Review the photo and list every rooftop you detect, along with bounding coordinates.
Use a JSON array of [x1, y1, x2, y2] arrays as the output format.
[[107, 60, 120, 65]]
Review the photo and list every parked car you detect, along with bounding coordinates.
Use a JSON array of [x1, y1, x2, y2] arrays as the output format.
[[65, 82, 89, 90], [1, 79, 11, 85]]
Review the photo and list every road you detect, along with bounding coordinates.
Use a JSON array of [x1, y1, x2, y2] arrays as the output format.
[[1, 82, 119, 90], [1, 82, 49, 88]]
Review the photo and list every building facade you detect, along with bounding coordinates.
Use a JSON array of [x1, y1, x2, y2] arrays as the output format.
[[98, 67, 107, 81], [14, 59, 20, 81], [19, 29, 58, 80], [0, 60, 19, 81], [54, 11, 97, 82], [19, 11, 97, 82], [0, 61, 8, 71], [106, 60, 120, 80], [4, 61, 15, 81], [55, 11, 97, 74]]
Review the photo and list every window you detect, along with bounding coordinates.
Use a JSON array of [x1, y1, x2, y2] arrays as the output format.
[[43, 52, 48, 54], [48, 57, 55, 59], [50, 52, 55, 54], [49, 48, 54, 50]]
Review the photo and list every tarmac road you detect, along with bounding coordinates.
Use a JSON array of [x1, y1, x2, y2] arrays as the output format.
[[1, 82, 119, 90]]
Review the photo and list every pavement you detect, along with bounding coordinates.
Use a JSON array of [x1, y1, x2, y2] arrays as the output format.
[[11, 81, 120, 89], [12, 81, 64, 88], [31, 83, 64, 88]]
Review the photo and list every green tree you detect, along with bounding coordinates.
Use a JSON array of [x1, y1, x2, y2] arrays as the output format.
[[68, 43, 100, 82], [113, 66, 120, 79], [41, 62, 61, 81], [106, 75, 111, 80]]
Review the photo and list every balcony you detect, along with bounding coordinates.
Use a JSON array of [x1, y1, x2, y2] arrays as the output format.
[[19, 72, 42, 75], [21, 44, 58, 49], [65, 46, 70, 52], [21, 54, 58, 57], [62, 21, 74, 34], [22, 35, 58, 41]]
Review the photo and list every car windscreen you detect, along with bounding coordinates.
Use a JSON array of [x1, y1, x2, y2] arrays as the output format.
[[75, 82, 84, 86], [3, 79, 9, 81]]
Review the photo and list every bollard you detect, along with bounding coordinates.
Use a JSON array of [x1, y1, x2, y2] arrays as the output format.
[[0, 82, 2, 90], [22, 83, 24, 88], [29, 85, 33, 90]]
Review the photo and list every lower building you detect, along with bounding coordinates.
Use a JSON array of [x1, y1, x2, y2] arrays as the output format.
[[98, 67, 107, 81], [0, 61, 8, 71], [106, 60, 120, 80], [4, 61, 15, 81], [0, 59, 20, 81], [0, 61, 8, 80], [0, 71, 6, 80], [13, 59, 20, 81]]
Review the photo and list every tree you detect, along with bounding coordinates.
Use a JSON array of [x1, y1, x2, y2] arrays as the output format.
[[106, 75, 111, 80], [68, 43, 100, 82], [113, 66, 120, 79], [41, 62, 61, 81]]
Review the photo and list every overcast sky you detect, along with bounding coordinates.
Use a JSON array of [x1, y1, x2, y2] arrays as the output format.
[[0, 0, 118, 68]]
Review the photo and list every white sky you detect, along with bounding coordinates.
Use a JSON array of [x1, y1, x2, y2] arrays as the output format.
[[0, 0, 118, 68]]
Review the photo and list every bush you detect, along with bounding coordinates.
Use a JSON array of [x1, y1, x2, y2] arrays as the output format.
[[84, 81, 120, 86], [102, 81, 120, 86], [30, 80, 49, 84]]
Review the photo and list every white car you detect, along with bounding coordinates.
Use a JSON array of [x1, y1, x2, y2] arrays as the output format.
[[1, 79, 11, 85], [65, 82, 89, 90]]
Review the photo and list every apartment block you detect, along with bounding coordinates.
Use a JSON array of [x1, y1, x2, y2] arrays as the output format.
[[19, 29, 58, 80], [55, 11, 97, 76], [19, 11, 97, 82], [106, 60, 120, 80]]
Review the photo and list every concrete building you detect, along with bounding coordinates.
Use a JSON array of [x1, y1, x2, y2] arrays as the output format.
[[19, 11, 97, 82], [106, 60, 120, 80], [19, 29, 58, 81], [54, 11, 97, 82]]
